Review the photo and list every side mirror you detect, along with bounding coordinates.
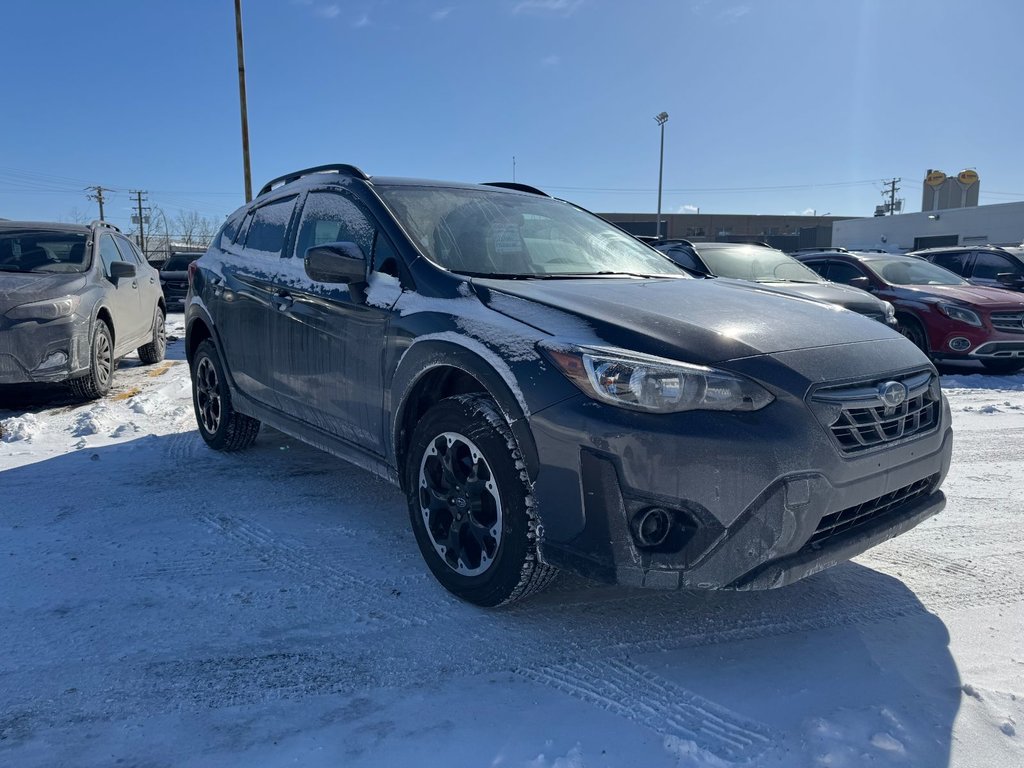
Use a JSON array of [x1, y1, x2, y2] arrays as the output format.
[[109, 261, 136, 280], [848, 276, 873, 291], [996, 272, 1024, 287], [304, 242, 366, 284]]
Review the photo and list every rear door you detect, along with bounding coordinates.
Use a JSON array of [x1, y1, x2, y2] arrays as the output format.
[[270, 188, 398, 454], [215, 195, 299, 410], [97, 233, 144, 353]]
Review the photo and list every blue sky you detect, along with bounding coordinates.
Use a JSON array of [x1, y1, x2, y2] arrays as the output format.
[[1, 0, 1022, 234]]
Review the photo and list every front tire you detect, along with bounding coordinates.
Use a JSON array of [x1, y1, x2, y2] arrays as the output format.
[[897, 315, 930, 356], [138, 307, 166, 365], [405, 394, 556, 606], [69, 321, 114, 400], [190, 339, 260, 451]]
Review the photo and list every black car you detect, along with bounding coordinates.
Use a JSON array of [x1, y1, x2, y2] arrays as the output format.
[[185, 164, 951, 606], [654, 241, 897, 326], [0, 220, 166, 398], [159, 252, 201, 310], [910, 244, 1024, 292]]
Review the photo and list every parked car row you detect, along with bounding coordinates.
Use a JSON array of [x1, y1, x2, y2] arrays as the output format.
[[794, 249, 1024, 374], [181, 164, 953, 606]]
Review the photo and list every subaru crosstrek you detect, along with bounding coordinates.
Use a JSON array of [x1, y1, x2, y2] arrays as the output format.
[[184, 164, 953, 606]]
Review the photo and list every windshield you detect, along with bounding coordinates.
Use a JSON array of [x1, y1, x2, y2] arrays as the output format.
[[0, 229, 90, 273], [163, 254, 197, 271], [696, 244, 823, 283], [866, 257, 968, 286], [376, 185, 686, 278]]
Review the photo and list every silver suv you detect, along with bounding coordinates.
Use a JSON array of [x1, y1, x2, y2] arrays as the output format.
[[0, 220, 166, 398]]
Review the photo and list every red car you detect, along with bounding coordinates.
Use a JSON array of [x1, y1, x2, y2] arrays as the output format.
[[796, 251, 1024, 374]]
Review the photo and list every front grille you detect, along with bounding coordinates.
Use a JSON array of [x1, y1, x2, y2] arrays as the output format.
[[990, 311, 1024, 334], [811, 370, 939, 455], [806, 474, 938, 548]]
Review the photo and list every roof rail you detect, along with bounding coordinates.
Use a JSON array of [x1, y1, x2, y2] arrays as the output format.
[[793, 246, 847, 253], [90, 220, 122, 232], [481, 182, 550, 197], [257, 164, 370, 197]]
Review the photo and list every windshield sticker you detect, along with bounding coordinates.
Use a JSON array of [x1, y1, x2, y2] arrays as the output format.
[[491, 223, 523, 255]]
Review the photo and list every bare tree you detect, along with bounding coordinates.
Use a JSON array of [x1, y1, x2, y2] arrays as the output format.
[[63, 207, 90, 224]]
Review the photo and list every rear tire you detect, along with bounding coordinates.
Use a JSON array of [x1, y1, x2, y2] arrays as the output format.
[[69, 321, 114, 401], [981, 359, 1024, 375], [137, 307, 166, 365], [190, 339, 260, 451], [405, 394, 557, 606]]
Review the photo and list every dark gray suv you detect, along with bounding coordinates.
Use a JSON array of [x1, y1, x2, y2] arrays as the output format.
[[0, 220, 166, 398], [185, 165, 953, 606]]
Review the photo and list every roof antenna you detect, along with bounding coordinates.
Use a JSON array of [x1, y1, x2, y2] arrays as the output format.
[[512, 155, 516, 182]]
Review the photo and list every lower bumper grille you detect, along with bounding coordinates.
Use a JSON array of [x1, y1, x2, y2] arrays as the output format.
[[806, 474, 938, 548]]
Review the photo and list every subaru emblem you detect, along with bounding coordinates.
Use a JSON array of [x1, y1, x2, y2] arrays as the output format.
[[878, 381, 907, 408]]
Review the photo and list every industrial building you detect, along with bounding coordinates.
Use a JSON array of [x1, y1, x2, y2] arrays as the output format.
[[599, 212, 846, 251]]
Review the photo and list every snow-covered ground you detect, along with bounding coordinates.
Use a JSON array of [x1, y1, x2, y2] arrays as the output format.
[[1, 314, 1021, 767]]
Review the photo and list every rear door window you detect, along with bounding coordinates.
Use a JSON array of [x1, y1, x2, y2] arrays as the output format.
[[114, 236, 144, 265], [244, 197, 297, 255]]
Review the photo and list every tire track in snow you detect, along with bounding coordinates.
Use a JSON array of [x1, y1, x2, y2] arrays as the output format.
[[195, 510, 429, 627], [518, 658, 771, 764]]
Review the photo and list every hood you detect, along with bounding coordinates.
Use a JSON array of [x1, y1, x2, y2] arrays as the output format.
[[473, 276, 899, 365], [740, 280, 887, 315], [899, 283, 1024, 309], [0, 272, 86, 315]]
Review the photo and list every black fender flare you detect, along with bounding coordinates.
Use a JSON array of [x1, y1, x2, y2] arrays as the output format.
[[388, 336, 540, 483]]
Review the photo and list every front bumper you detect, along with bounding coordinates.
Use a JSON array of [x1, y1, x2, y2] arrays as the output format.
[[528, 349, 953, 591], [0, 314, 91, 384]]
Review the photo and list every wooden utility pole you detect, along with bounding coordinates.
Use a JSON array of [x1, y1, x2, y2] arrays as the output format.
[[86, 186, 106, 220], [234, 0, 253, 203]]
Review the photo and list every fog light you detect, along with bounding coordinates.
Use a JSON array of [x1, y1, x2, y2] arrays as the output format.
[[35, 351, 68, 371], [949, 337, 971, 352], [631, 507, 671, 548]]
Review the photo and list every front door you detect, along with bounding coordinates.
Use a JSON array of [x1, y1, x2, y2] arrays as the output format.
[[97, 233, 144, 354], [272, 189, 397, 455]]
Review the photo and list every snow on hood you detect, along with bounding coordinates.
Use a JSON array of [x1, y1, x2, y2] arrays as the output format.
[[473, 277, 899, 365], [0, 273, 86, 314]]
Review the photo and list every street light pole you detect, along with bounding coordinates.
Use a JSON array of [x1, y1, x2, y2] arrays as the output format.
[[234, 0, 253, 203], [654, 112, 669, 240]]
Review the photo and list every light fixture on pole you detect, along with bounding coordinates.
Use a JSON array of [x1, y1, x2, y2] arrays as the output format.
[[654, 112, 669, 240]]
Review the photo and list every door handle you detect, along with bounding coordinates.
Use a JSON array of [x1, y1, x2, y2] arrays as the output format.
[[272, 290, 293, 310]]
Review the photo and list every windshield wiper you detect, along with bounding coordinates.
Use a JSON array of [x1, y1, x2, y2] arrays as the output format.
[[0, 265, 28, 273]]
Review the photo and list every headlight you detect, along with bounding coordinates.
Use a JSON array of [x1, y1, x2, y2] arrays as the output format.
[[6, 295, 80, 321], [882, 301, 896, 321], [937, 303, 982, 327], [539, 343, 774, 413]]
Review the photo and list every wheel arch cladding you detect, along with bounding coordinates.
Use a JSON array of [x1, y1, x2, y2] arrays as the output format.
[[391, 339, 540, 491], [95, 306, 114, 345], [186, 316, 213, 364]]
